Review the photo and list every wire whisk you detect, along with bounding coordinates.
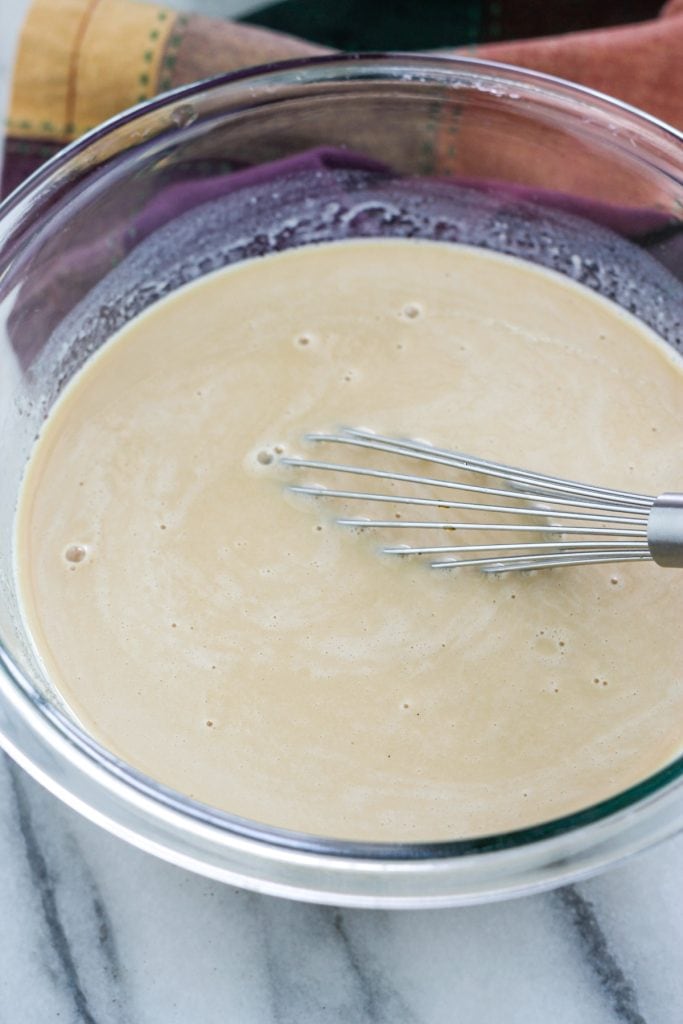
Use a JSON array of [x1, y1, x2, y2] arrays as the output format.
[[282, 428, 683, 573]]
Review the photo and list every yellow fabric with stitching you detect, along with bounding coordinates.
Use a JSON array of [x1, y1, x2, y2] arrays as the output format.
[[9, 0, 175, 142]]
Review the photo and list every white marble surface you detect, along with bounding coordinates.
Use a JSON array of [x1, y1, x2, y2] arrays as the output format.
[[1, 2, 683, 1022], [1, 752, 683, 1023]]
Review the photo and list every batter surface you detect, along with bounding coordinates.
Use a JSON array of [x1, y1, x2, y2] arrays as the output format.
[[15, 239, 683, 840]]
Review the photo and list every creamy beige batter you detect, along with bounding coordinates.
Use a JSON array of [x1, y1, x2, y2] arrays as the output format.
[[14, 239, 683, 841]]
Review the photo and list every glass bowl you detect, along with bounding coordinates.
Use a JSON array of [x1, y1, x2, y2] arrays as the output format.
[[0, 55, 681, 908]]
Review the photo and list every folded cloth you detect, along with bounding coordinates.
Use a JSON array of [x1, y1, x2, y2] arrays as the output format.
[[3, 0, 683, 197]]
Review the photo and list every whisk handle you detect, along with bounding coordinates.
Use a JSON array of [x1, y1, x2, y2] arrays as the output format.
[[648, 493, 683, 567]]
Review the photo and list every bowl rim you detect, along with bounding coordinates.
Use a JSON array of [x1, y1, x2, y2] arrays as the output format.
[[1, 51, 682, 870], [3, 50, 682, 219]]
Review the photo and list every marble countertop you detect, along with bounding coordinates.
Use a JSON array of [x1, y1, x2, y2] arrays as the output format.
[[1, 2, 682, 1022], [2, 754, 683, 1023]]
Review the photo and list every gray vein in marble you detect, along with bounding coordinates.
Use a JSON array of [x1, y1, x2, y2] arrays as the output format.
[[332, 909, 387, 1023], [249, 895, 420, 1024], [331, 909, 420, 1024], [557, 886, 647, 1024], [6, 760, 129, 1024], [8, 763, 99, 1023], [331, 913, 421, 1024], [90, 892, 122, 990]]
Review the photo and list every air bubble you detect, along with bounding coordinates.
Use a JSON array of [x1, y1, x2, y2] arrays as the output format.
[[257, 450, 274, 465], [171, 104, 197, 128], [401, 302, 422, 319], [64, 544, 86, 564]]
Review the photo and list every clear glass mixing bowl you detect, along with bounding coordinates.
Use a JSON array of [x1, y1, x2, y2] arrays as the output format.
[[0, 55, 681, 908]]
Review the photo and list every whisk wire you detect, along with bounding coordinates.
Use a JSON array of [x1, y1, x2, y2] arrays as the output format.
[[282, 428, 682, 572], [304, 428, 654, 507]]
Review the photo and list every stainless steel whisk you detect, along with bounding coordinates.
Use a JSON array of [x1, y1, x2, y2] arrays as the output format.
[[282, 427, 683, 573]]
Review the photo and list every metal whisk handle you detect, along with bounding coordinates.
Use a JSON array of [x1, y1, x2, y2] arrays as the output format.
[[648, 494, 683, 567]]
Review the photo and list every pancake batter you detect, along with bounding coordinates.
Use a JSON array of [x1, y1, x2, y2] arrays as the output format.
[[14, 239, 683, 840]]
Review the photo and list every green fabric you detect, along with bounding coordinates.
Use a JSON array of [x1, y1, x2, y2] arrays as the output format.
[[243, 0, 662, 51]]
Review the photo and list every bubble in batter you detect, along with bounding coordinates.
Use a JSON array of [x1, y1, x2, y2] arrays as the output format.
[[64, 544, 87, 564], [400, 302, 423, 320]]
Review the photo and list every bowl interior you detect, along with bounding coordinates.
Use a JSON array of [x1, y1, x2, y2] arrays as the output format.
[[0, 55, 682, 882]]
